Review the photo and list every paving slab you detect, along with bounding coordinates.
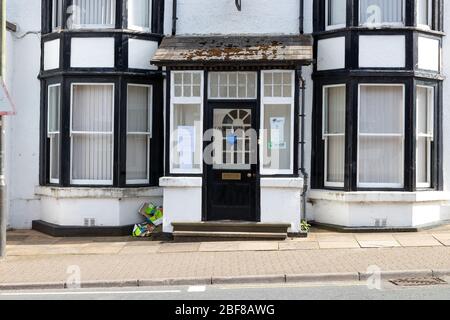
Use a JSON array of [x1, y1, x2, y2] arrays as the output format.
[[394, 234, 443, 247], [237, 241, 279, 251], [431, 233, 450, 246], [315, 234, 357, 242], [158, 242, 201, 253], [119, 245, 161, 255], [318, 241, 360, 249], [357, 240, 402, 248], [198, 242, 240, 252], [278, 241, 320, 251]]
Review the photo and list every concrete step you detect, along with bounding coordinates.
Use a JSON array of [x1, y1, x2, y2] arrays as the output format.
[[172, 222, 290, 241]]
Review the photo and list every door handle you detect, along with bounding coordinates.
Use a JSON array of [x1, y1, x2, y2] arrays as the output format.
[[247, 173, 256, 178]]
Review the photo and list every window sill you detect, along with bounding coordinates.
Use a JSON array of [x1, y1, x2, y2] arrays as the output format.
[[35, 186, 162, 199], [159, 177, 203, 188], [309, 189, 450, 203], [260, 177, 303, 189]]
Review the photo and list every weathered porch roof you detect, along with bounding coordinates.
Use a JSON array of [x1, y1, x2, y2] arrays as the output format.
[[151, 35, 313, 67]]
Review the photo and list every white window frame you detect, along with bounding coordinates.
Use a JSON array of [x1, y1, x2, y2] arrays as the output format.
[[170, 71, 204, 174], [325, 0, 347, 31], [52, 0, 63, 31], [417, 0, 433, 30], [323, 84, 346, 188], [357, 83, 405, 189], [71, 0, 117, 30], [208, 72, 258, 100], [359, 0, 405, 27], [127, 0, 153, 32], [126, 84, 153, 185], [260, 70, 295, 175], [48, 84, 61, 184], [416, 85, 434, 188], [70, 83, 115, 185]]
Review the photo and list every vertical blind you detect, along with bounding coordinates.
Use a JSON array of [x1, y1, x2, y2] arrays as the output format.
[[72, 0, 116, 27], [416, 86, 434, 187], [126, 85, 152, 183], [71, 84, 114, 184], [360, 0, 404, 25], [48, 85, 61, 183], [128, 0, 152, 30], [323, 86, 345, 186], [358, 85, 404, 187], [328, 0, 347, 27]]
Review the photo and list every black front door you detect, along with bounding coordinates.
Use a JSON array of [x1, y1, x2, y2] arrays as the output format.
[[206, 104, 258, 221]]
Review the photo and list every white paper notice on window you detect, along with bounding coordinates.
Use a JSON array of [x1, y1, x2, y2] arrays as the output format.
[[178, 126, 196, 169], [270, 117, 286, 149]]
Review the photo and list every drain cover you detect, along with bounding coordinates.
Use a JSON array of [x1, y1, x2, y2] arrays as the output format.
[[390, 277, 447, 287]]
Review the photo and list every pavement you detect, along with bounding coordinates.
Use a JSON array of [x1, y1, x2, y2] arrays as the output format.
[[2, 225, 450, 290]]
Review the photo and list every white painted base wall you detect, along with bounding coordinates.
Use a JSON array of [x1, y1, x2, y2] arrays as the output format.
[[36, 187, 163, 227], [160, 176, 304, 233], [309, 190, 450, 228]]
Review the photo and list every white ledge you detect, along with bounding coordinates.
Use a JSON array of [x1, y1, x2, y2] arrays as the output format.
[[35, 186, 163, 199], [260, 177, 304, 189], [309, 190, 450, 203], [159, 177, 203, 188]]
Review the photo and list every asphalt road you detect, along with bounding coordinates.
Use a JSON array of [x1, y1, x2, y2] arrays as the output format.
[[1, 281, 450, 300]]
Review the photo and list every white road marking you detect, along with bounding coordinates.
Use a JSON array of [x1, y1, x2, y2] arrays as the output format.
[[0, 290, 181, 296], [187, 286, 206, 292]]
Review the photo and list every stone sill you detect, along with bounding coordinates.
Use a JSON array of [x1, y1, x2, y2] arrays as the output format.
[[309, 190, 450, 203], [260, 177, 304, 189], [159, 177, 203, 188], [35, 186, 163, 199]]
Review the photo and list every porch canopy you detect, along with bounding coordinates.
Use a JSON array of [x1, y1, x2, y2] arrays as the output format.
[[151, 35, 313, 67]]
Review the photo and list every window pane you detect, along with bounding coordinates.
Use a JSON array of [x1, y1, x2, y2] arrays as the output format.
[[72, 0, 116, 28], [359, 86, 403, 134], [417, 86, 432, 135], [359, 136, 403, 185], [127, 135, 148, 181], [324, 86, 345, 134], [328, 0, 346, 26], [71, 84, 114, 184], [50, 134, 60, 182], [128, 0, 152, 30], [323, 85, 345, 186], [48, 85, 61, 133], [72, 85, 114, 132], [263, 71, 293, 98], [172, 104, 202, 171], [208, 72, 257, 99], [327, 136, 345, 183], [72, 134, 113, 181], [263, 104, 292, 171], [417, 0, 430, 27], [127, 85, 151, 133], [358, 85, 404, 187], [359, 0, 404, 25], [416, 137, 429, 185], [52, 0, 63, 30]]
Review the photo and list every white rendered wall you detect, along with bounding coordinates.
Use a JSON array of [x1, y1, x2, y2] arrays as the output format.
[[443, 3, 450, 193], [418, 36, 440, 72], [71, 37, 115, 68], [359, 35, 405, 68], [317, 37, 346, 71], [4, 0, 42, 229], [174, 0, 300, 35], [128, 39, 158, 70], [43, 39, 60, 71]]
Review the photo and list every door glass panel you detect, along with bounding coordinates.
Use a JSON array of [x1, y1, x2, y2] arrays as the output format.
[[213, 108, 252, 170]]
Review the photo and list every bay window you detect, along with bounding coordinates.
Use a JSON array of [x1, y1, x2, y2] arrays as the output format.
[[71, 0, 116, 29], [126, 84, 152, 184], [70, 84, 114, 185], [416, 86, 434, 188], [48, 84, 61, 183], [323, 85, 346, 187], [261, 71, 295, 175], [359, 0, 404, 26], [326, 0, 347, 30], [170, 71, 204, 174], [358, 85, 404, 188], [128, 0, 152, 31]]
